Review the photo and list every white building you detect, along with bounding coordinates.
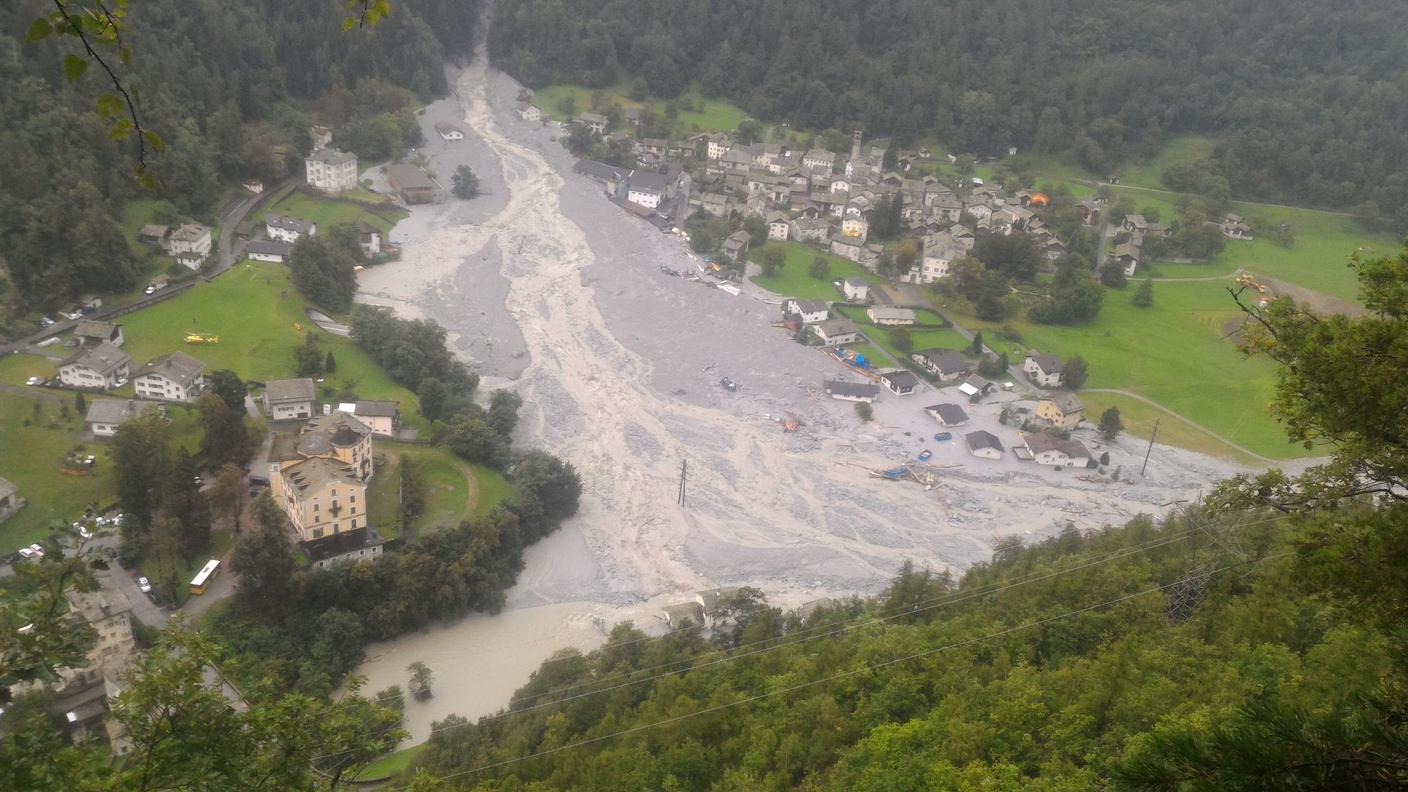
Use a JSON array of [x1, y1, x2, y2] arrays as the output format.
[[246, 240, 293, 263], [435, 123, 464, 141], [784, 298, 830, 324], [766, 213, 790, 241], [842, 277, 870, 303], [305, 147, 358, 193], [265, 215, 315, 244], [84, 398, 154, 438], [133, 352, 206, 402], [823, 380, 880, 403], [1023, 353, 1064, 388], [965, 430, 1004, 460], [1023, 432, 1092, 467], [59, 343, 130, 390], [516, 104, 542, 122], [168, 223, 212, 261], [262, 378, 316, 421], [802, 149, 835, 171], [866, 306, 915, 326]]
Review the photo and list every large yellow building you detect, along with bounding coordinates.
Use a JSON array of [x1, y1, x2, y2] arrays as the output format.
[[268, 412, 382, 563], [273, 457, 367, 543], [1036, 393, 1085, 429]]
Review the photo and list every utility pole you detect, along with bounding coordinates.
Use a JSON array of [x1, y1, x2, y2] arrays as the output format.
[[1140, 418, 1160, 476], [677, 458, 688, 507]]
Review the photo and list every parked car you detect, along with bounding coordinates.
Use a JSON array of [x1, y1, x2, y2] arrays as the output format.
[[137, 576, 152, 593], [77, 525, 91, 540], [933, 432, 953, 442], [38, 316, 54, 328], [24, 376, 44, 386], [144, 283, 156, 295], [17, 547, 35, 559], [28, 544, 44, 558], [719, 377, 738, 392]]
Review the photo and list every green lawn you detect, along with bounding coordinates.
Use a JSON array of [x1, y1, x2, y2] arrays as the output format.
[[1079, 392, 1266, 467], [0, 354, 58, 386], [749, 241, 882, 300], [1115, 136, 1217, 190], [829, 305, 969, 365], [351, 743, 426, 782], [843, 342, 893, 369], [368, 443, 515, 540], [938, 280, 1309, 459], [535, 84, 749, 133], [267, 191, 406, 236], [0, 390, 114, 550], [114, 260, 425, 430]]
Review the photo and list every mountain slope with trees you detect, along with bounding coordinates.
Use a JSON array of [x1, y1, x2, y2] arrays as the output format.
[[491, 0, 1408, 230]]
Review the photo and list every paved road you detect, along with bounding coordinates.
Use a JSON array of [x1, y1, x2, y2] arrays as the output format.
[[1069, 178, 1353, 217], [1080, 387, 1275, 464]]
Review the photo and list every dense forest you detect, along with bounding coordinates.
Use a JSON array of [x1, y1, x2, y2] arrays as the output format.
[[0, 0, 479, 329], [490, 0, 1408, 230]]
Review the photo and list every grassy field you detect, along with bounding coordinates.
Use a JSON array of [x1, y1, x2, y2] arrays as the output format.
[[0, 353, 58, 386], [1079, 392, 1267, 467], [114, 260, 425, 429], [351, 743, 427, 781], [0, 389, 115, 549], [534, 84, 749, 133], [749, 241, 882, 300], [266, 191, 406, 235], [936, 279, 1308, 459], [843, 342, 894, 368], [368, 443, 514, 540], [1115, 136, 1216, 190]]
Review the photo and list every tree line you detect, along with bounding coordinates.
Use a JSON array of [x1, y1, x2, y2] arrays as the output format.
[[490, 0, 1408, 232]]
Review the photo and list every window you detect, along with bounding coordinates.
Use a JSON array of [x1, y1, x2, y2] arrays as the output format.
[[333, 522, 339, 533], [313, 528, 323, 538], [350, 494, 356, 503]]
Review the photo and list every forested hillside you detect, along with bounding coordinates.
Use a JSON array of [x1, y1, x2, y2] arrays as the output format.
[[491, 0, 1408, 228], [0, 0, 479, 328]]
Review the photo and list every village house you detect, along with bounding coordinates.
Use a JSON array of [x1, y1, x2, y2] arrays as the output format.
[[842, 276, 870, 303], [902, 233, 964, 285], [576, 112, 607, 134], [965, 430, 1004, 460], [1122, 214, 1148, 235], [353, 221, 382, 258], [879, 369, 919, 396], [59, 343, 131, 390], [265, 214, 316, 244], [386, 163, 435, 204], [435, 122, 464, 141], [721, 229, 751, 262], [246, 240, 293, 263], [790, 216, 830, 243], [626, 169, 672, 210], [0, 477, 25, 524], [867, 306, 915, 326], [74, 320, 124, 348], [516, 103, 542, 122], [698, 132, 731, 160], [766, 212, 790, 241], [271, 456, 371, 547], [343, 401, 400, 437], [305, 147, 358, 193], [841, 216, 868, 241], [262, 377, 317, 421], [133, 352, 206, 402], [911, 348, 971, 382], [1113, 242, 1141, 276], [784, 298, 830, 324], [1023, 353, 1065, 388], [660, 600, 706, 629], [824, 379, 880, 403], [811, 318, 861, 346], [45, 580, 138, 752], [830, 235, 865, 262], [84, 398, 155, 439], [168, 223, 212, 269], [1023, 431, 1092, 467], [801, 149, 836, 171], [697, 191, 730, 218], [138, 224, 170, 247], [926, 403, 970, 426], [1076, 199, 1102, 225], [1037, 393, 1085, 429], [1221, 214, 1254, 240], [958, 374, 996, 399]]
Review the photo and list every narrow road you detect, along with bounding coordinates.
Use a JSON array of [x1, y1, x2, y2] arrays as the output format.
[[306, 309, 351, 337], [1069, 178, 1352, 217], [1080, 388, 1276, 464], [1093, 209, 1111, 271]]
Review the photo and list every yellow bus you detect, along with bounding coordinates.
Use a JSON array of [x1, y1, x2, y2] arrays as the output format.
[[190, 559, 221, 595]]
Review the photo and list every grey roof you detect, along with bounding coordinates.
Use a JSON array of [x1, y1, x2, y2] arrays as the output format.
[[881, 370, 919, 389], [766, 211, 790, 224], [867, 306, 915, 322], [824, 380, 880, 398], [264, 377, 316, 405], [843, 276, 868, 287], [299, 412, 371, 454], [578, 112, 607, 124], [1028, 353, 1064, 374], [74, 320, 119, 340], [789, 299, 830, 315], [307, 147, 356, 165], [354, 400, 399, 418], [85, 398, 152, 426], [284, 456, 362, 493], [246, 240, 293, 257], [814, 318, 859, 337], [265, 214, 315, 234], [1042, 393, 1085, 414], [1024, 432, 1091, 460], [628, 169, 671, 193], [913, 348, 969, 374], [792, 217, 830, 231], [574, 160, 626, 181], [135, 351, 205, 387], [169, 223, 211, 243], [927, 403, 969, 425], [965, 430, 1003, 453], [63, 342, 130, 376]]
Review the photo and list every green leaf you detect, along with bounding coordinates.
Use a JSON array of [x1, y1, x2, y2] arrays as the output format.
[[62, 53, 87, 82], [342, 16, 357, 31], [95, 93, 124, 118], [108, 118, 134, 140], [143, 130, 167, 154], [25, 17, 52, 43]]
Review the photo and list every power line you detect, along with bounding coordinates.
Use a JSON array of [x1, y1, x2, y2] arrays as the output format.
[[393, 555, 1284, 789]]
